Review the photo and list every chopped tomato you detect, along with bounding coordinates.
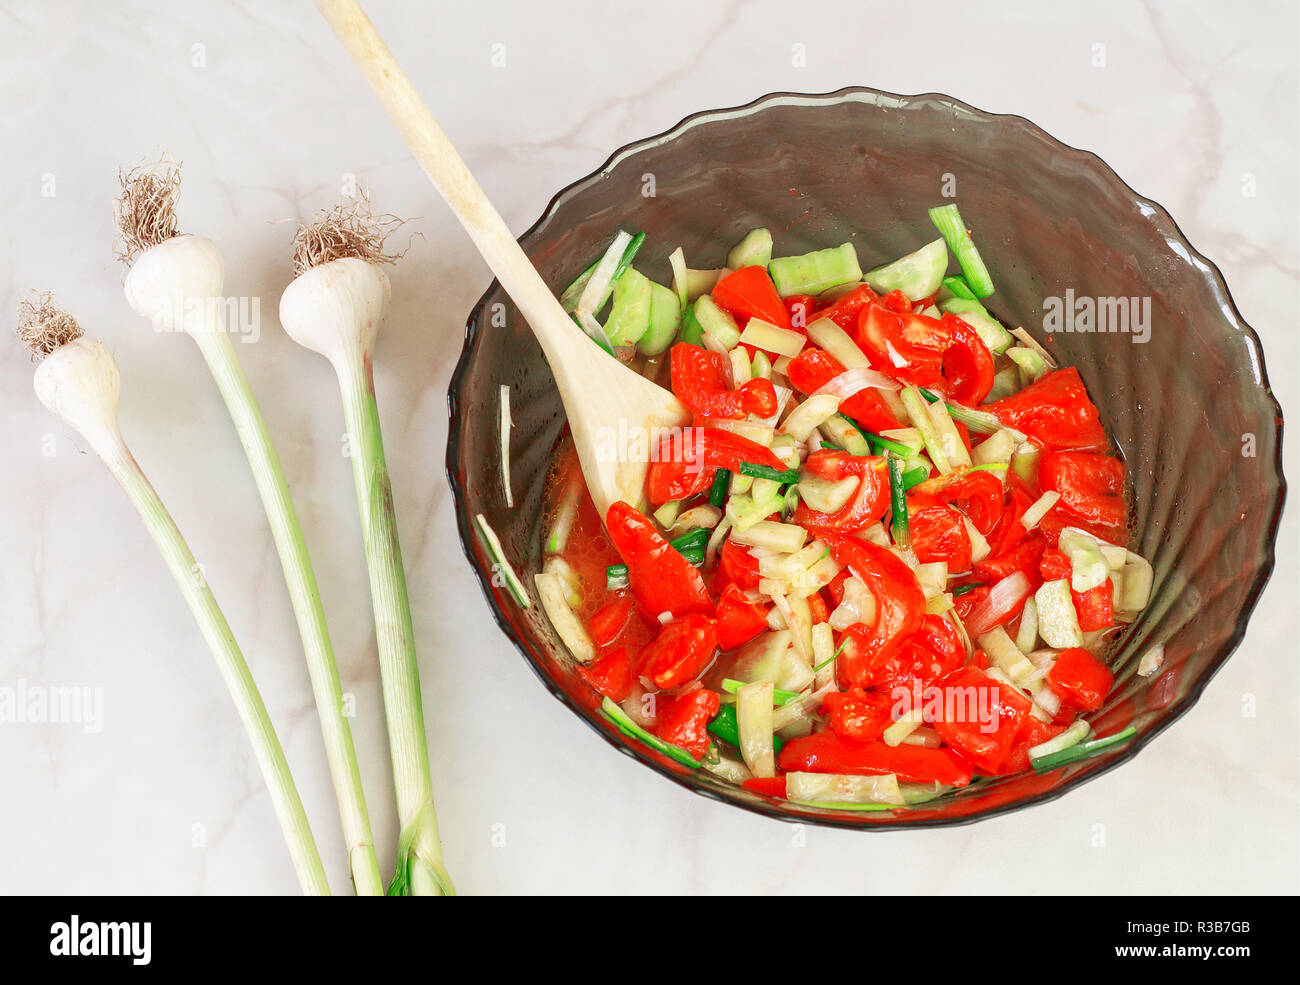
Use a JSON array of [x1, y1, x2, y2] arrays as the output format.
[[987, 367, 1109, 452], [1047, 647, 1114, 711], [577, 646, 635, 702], [712, 266, 791, 330], [714, 583, 769, 651], [638, 613, 719, 690], [588, 596, 635, 647], [605, 501, 713, 619], [791, 450, 890, 532], [939, 313, 995, 404], [778, 731, 973, 787], [654, 687, 720, 759]]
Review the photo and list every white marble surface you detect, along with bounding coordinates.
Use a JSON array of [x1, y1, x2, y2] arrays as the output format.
[[1, 0, 1296, 895]]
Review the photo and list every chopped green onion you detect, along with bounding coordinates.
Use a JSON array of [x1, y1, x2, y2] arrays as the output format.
[[668, 527, 710, 553], [721, 678, 803, 705], [952, 582, 985, 597], [888, 454, 910, 549], [474, 513, 530, 608], [739, 462, 800, 484], [863, 430, 914, 457], [1031, 725, 1138, 773], [707, 703, 785, 752], [917, 387, 1010, 437], [601, 697, 701, 768], [928, 204, 995, 298], [941, 275, 977, 301], [901, 466, 929, 490], [708, 468, 731, 507], [790, 800, 900, 812], [606, 543, 703, 588]]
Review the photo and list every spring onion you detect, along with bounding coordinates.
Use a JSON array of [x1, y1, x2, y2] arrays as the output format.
[[941, 275, 977, 300], [738, 462, 800, 484], [499, 384, 514, 508], [114, 163, 381, 895], [721, 679, 803, 705], [928, 204, 995, 297], [16, 298, 329, 895], [901, 385, 952, 474], [1031, 725, 1138, 773], [474, 513, 530, 607], [1028, 720, 1092, 760], [601, 697, 701, 768], [279, 198, 453, 897], [708, 468, 731, 507], [888, 455, 910, 549], [707, 703, 785, 753]]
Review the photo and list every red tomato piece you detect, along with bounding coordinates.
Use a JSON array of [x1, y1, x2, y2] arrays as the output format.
[[823, 688, 896, 741], [670, 343, 777, 419], [908, 496, 973, 572], [719, 537, 761, 591], [605, 501, 713, 619], [931, 666, 1032, 775], [1047, 647, 1114, 712], [714, 583, 769, 651], [1038, 450, 1128, 543], [856, 302, 951, 389], [588, 596, 634, 647], [792, 450, 890, 532], [986, 367, 1109, 452], [939, 313, 995, 404], [654, 687, 720, 759], [815, 533, 926, 688], [638, 613, 719, 690], [777, 731, 973, 787], [712, 266, 792, 330], [577, 646, 635, 702]]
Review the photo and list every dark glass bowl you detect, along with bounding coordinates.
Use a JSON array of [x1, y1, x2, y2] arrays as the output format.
[[446, 88, 1286, 828]]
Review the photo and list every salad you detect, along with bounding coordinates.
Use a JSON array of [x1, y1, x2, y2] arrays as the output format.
[[518, 205, 1153, 811]]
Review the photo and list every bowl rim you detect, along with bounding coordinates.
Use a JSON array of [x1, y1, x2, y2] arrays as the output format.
[[445, 85, 1288, 830]]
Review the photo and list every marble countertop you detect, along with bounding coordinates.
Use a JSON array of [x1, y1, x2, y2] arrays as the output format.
[[1, 0, 1296, 895]]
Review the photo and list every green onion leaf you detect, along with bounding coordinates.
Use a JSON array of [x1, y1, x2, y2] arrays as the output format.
[[888, 454, 911, 549], [928, 204, 995, 298], [721, 678, 803, 705], [941, 275, 978, 301], [952, 582, 985, 597], [1030, 725, 1138, 774], [739, 462, 800, 484], [708, 703, 785, 752], [901, 466, 929, 490], [708, 468, 731, 507]]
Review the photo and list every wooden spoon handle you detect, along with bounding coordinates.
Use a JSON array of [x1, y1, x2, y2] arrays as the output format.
[[315, 0, 578, 361]]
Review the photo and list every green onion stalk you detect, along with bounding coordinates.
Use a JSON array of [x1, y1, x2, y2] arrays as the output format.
[[114, 161, 382, 895], [279, 199, 454, 896], [16, 296, 330, 895]]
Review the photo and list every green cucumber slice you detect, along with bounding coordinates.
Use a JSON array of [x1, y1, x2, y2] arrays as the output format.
[[727, 228, 774, 269], [863, 238, 949, 301], [769, 243, 862, 296]]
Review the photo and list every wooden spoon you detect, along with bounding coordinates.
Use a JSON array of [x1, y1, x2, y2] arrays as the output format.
[[316, 0, 689, 520]]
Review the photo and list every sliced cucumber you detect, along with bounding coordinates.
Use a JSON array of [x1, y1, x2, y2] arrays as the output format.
[[728, 228, 774, 269], [769, 243, 862, 297], [693, 294, 742, 349], [604, 266, 653, 346], [939, 297, 1014, 354], [863, 238, 948, 301], [638, 280, 682, 356], [1007, 345, 1048, 385]]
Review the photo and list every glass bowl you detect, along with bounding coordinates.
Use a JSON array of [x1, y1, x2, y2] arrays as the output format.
[[446, 87, 1286, 828]]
